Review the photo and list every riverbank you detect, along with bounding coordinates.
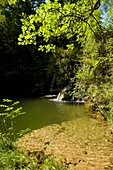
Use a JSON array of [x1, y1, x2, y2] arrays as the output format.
[[17, 112, 113, 170]]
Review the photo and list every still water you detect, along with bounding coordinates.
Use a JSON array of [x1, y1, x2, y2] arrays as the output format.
[[14, 97, 90, 132]]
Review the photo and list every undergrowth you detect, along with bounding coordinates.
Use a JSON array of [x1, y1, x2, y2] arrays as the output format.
[[0, 99, 67, 170]]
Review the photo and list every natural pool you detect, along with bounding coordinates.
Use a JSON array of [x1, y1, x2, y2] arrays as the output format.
[[15, 97, 90, 132], [16, 98, 113, 169], [0, 97, 113, 169]]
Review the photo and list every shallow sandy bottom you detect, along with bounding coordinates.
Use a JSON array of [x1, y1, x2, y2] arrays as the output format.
[[17, 115, 113, 170]]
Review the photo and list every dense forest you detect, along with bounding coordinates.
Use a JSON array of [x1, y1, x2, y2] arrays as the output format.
[[0, 0, 113, 121]]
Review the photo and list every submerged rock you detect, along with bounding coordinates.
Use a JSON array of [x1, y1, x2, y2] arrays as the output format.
[[17, 118, 113, 170]]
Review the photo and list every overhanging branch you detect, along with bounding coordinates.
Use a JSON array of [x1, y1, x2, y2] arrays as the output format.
[[89, 0, 101, 16]]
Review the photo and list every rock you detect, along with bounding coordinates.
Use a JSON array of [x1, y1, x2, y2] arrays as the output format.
[[110, 128, 113, 134]]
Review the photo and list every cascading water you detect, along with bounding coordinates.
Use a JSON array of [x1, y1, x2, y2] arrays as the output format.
[[56, 86, 68, 101], [56, 92, 64, 101]]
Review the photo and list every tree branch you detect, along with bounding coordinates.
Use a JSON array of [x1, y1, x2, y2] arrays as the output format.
[[89, 0, 101, 16]]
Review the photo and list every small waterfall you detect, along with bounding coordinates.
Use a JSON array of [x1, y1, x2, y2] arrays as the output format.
[[56, 86, 68, 101], [56, 92, 64, 101]]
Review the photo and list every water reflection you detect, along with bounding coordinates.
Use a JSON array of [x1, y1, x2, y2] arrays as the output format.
[[14, 98, 89, 132], [0, 97, 91, 134]]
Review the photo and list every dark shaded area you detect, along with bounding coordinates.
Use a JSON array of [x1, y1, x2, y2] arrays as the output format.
[[0, 0, 52, 98], [0, 0, 81, 98], [0, 44, 53, 97]]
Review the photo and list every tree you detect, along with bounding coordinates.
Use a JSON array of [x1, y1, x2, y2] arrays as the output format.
[[17, 0, 113, 122], [17, 0, 103, 50], [72, 0, 113, 122], [16, 0, 101, 90], [0, 0, 53, 97]]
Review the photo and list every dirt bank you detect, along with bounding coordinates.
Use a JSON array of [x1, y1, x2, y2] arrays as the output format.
[[17, 116, 113, 170]]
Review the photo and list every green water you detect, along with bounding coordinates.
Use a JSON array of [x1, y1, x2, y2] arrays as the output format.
[[14, 98, 90, 132]]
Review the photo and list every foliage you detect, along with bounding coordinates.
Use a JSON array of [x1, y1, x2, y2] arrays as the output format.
[[17, 0, 113, 124], [49, 48, 80, 92], [0, 99, 29, 140], [41, 157, 67, 170], [0, 99, 68, 169], [0, 133, 67, 170], [0, 132, 38, 170], [0, 99, 36, 169], [72, 19, 113, 124], [18, 0, 101, 50], [1, 0, 113, 123]]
